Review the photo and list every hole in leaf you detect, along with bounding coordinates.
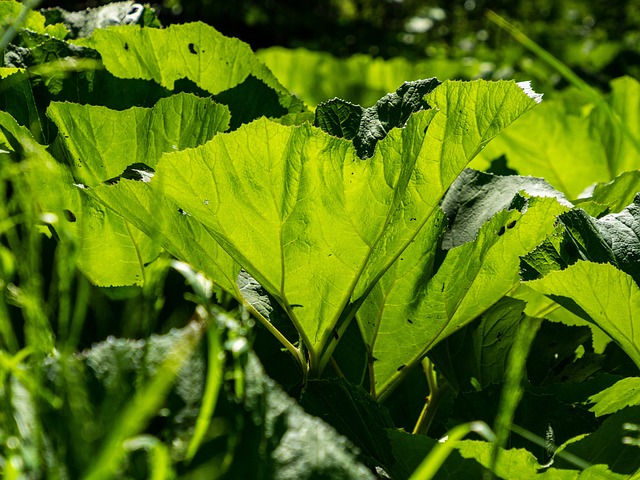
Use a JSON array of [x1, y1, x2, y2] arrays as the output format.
[[497, 225, 506, 236], [188, 43, 197, 54], [63, 209, 76, 222], [407, 319, 413, 324], [507, 220, 517, 229], [397, 365, 406, 371], [124, 42, 129, 50]]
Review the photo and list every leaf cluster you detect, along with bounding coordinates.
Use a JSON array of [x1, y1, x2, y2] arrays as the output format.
[[1, 2, 640, 479]]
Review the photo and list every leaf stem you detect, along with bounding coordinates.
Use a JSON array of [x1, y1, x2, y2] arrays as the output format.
[[244, 301, 307, 376], [413, 358, 449, 436]]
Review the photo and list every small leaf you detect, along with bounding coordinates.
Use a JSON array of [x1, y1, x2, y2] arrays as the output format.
[[588, 377, 640, 417], [315, 78, 440, 158], [527, 261, 640, 369], [441, 168, 572, 249]]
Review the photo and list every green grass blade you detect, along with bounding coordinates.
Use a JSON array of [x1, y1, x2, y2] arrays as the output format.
[[81, 321, 204, 480], [409, 421, 496, 480], [491, 316, 542, 472], [185, 321, 224, 462], [487, 10, 640, 160], [124, 435, 174, 480]]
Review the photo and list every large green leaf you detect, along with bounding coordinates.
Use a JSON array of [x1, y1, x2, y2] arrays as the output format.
[[135, 80, 538, 373], [87, 173, 241, 295], [527, 261, 640, 369], [46, 93, 230, 286], [475, 77, 640, 199], [365, 196, 568, 399], [48, 93, 229, 186], [87, 22, 305, 114]]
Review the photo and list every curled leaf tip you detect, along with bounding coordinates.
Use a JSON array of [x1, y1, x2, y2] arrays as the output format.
[[516, 81, 543, 103]]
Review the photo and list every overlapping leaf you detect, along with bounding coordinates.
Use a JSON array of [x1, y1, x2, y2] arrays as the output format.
[[428, 297, 526, 392], [588, 377, 640, 417], [523, 194, 640, 286], [315, 78, 440, 158], [475, 77, 640, 199], [256, 46, 486, 108], [364, 196, 568, 399], [440, 168, 572, 249], [117, 80, 539, 373], [46, 93, 230, 286], [527, 261, 640, 368], [87, 22, 306, 115]]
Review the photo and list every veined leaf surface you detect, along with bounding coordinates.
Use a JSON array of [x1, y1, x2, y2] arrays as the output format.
[[475, 77, 640, 199], [47, 93, 231, 286], [527, 261, 640, 369], [141, 80, 539, 371], [364, 196, 568, 399], [88, 22, 304, 112]]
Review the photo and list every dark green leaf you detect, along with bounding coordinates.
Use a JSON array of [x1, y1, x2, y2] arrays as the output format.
[[300, 378, 395, 471], [226, 355, 375, 480], [441, 168, 571, 249], [386, 429, 484, 479], [428, 297, 526, 392], [554, 407, 640, 475], [314, 78, 440, 158]]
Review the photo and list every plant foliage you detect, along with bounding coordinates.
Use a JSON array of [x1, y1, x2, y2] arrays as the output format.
[[1, 1, 640, 479]]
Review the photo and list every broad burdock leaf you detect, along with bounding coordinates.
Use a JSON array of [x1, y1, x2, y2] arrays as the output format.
[[87, 22, 305, 114], [88, 175, 241, 295], [256, 46, 486, 108], [366, 196, 568, 400], [133, 80, 540, 375], [476, 77, 640, 199], [527, 261, 640, 369], [46, 93, 230, 286]]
